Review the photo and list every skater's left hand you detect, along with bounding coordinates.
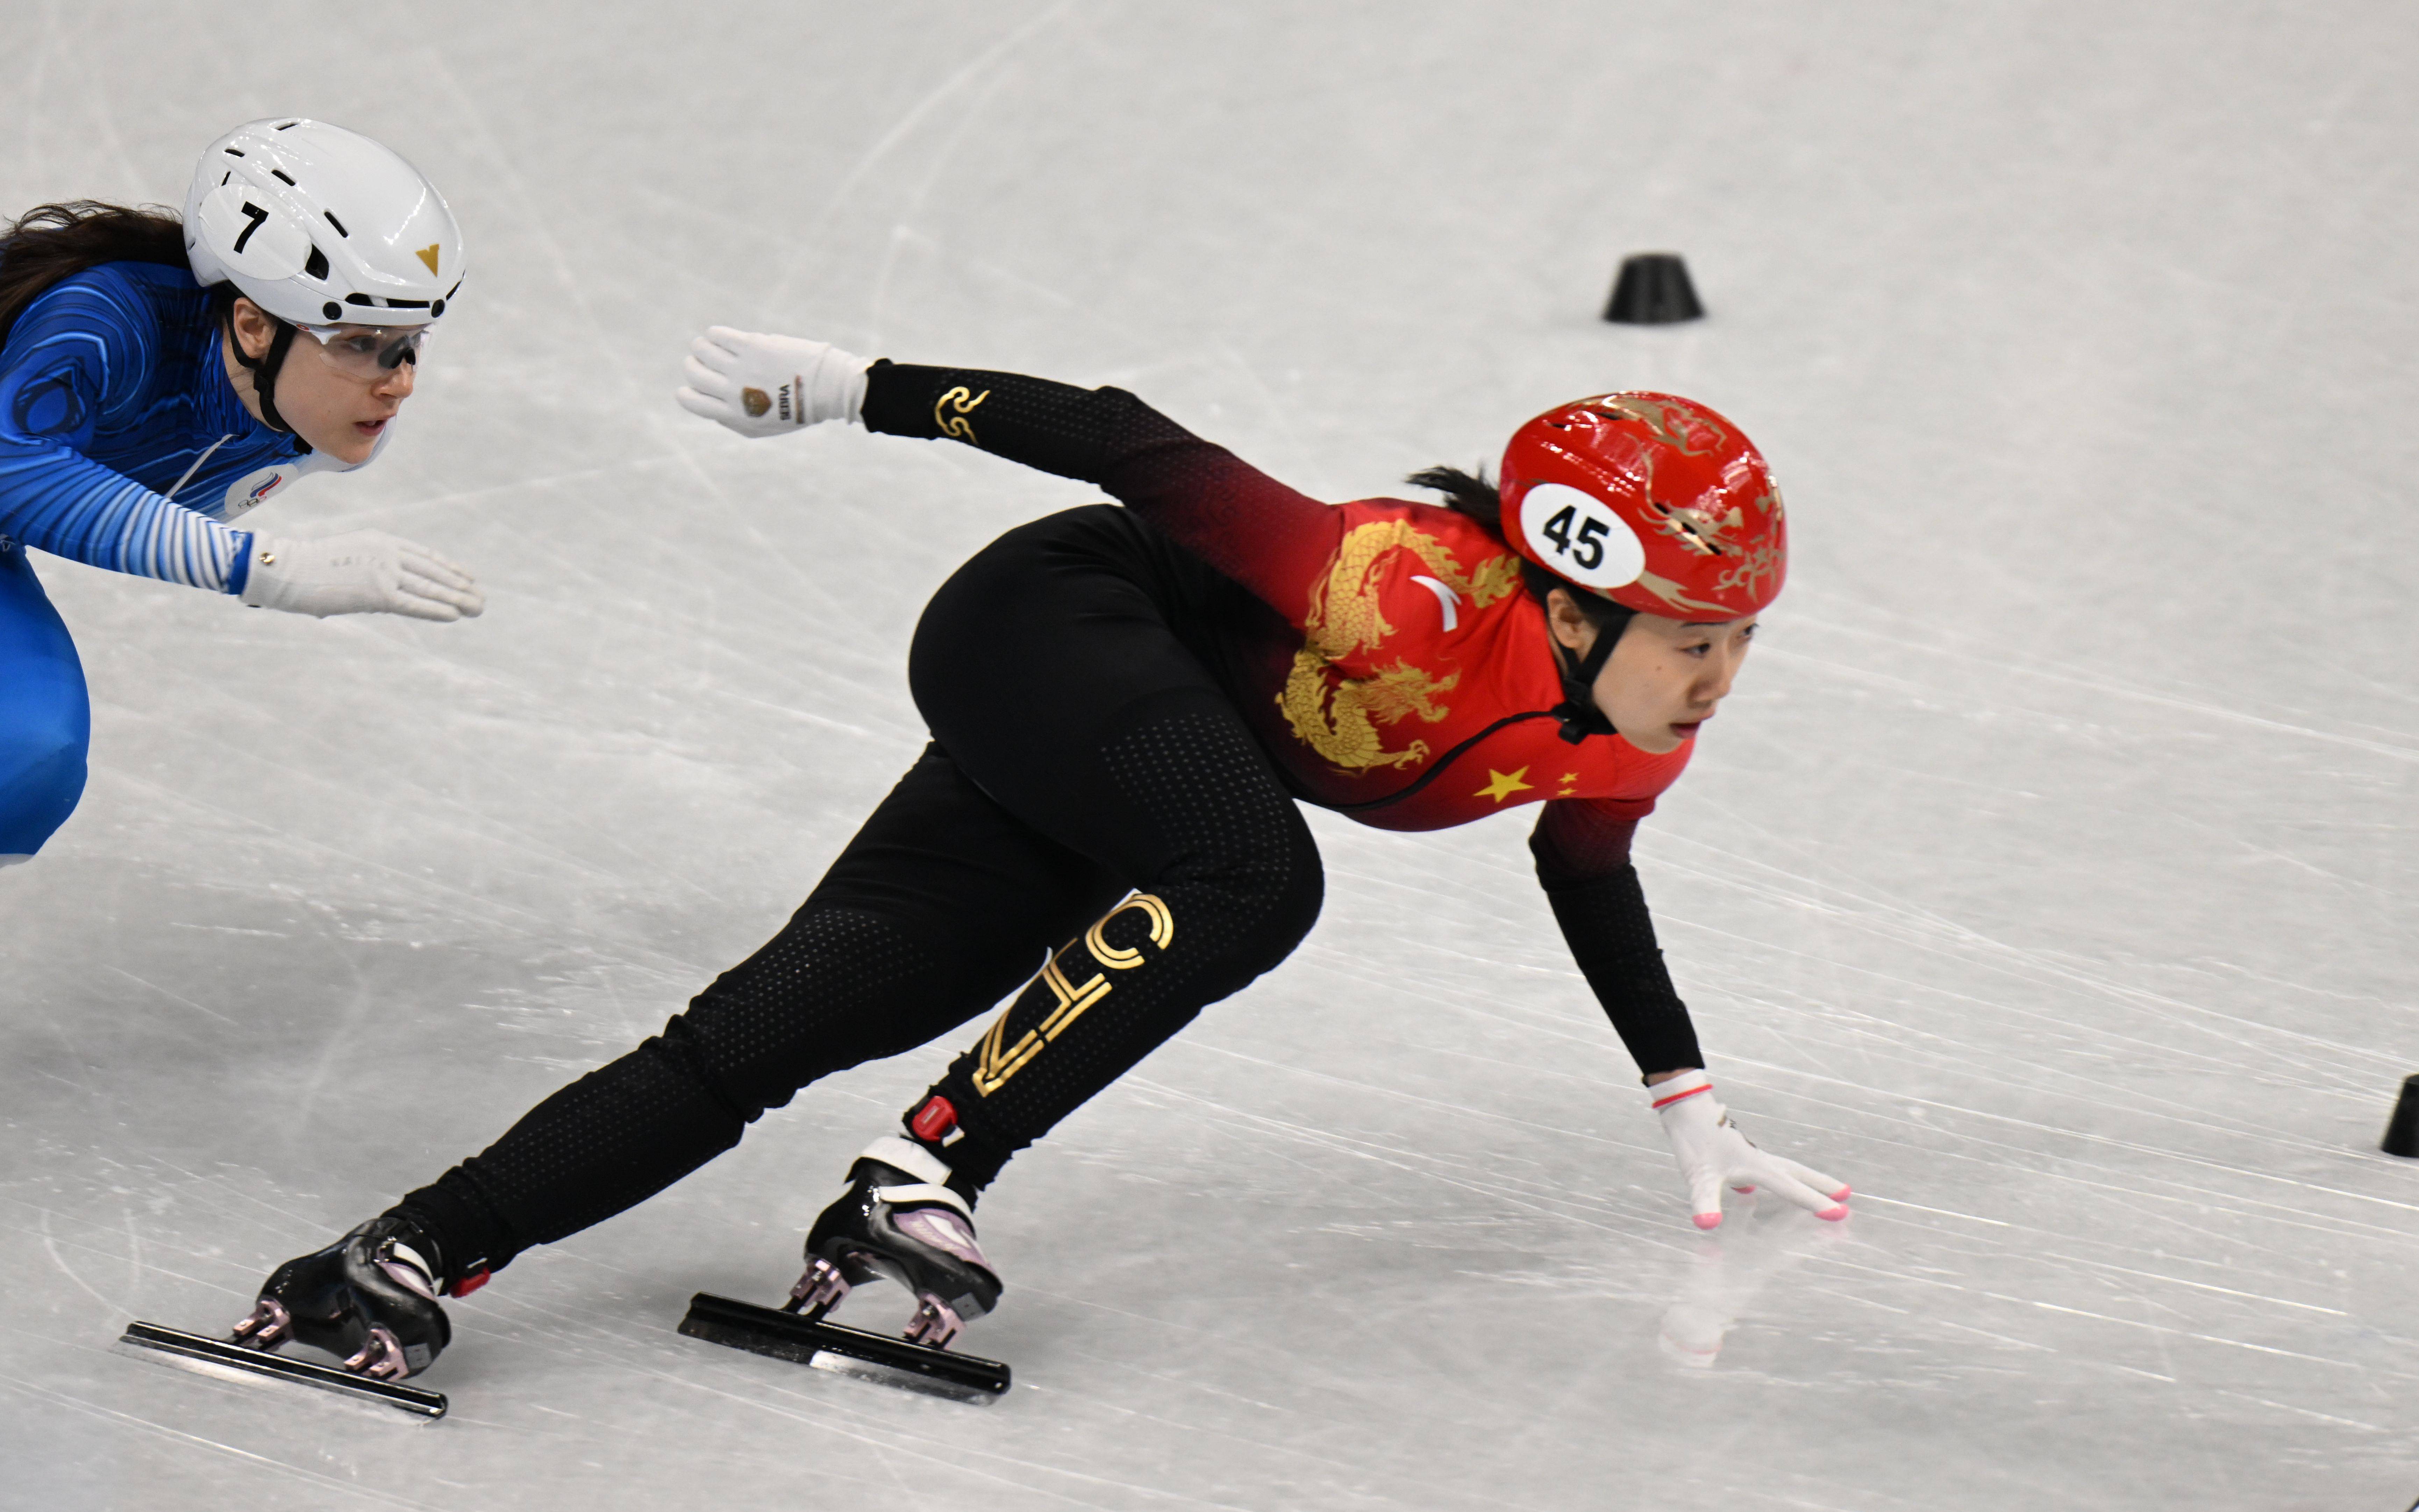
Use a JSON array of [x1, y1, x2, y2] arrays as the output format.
[[675, 327, 869, 437], [1648, 1069, 1849, 1231]]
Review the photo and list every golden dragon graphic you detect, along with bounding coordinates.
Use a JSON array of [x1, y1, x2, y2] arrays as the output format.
[[1277, 520, 1521, 773]]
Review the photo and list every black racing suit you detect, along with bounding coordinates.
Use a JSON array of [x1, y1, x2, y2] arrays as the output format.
[[391, 366, 1702, 1285]]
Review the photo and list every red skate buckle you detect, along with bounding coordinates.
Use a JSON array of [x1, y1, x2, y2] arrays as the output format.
[[446, 1268, 490, 1299], [909, 1095, 958, 1142]]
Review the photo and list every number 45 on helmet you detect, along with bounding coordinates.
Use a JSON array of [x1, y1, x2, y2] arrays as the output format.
[[1500, 392, 1786, 620]]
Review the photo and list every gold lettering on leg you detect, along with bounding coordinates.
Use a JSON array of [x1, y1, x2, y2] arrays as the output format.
[[1083, 892, 1173, 968], [970, 894, 1177, 1096], [971, 1010, 1031, 1097]]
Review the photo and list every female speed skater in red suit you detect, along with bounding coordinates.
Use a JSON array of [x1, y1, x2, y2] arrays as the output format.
[[221, 326, 1849, 1385]]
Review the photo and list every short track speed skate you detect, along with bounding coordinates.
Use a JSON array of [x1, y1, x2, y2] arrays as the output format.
[[679, 1135, 1011, 1403], [120, 1215, 458, 1420]]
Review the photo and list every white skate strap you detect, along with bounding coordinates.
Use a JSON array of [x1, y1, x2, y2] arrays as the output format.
[[861, 1134, 955, 1189], [871, 1182, 973, 1221], [380, 1241, 440, 1300]]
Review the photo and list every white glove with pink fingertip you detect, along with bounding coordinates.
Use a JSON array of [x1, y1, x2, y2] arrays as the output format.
[[1649, 1069, 1850, 1231]]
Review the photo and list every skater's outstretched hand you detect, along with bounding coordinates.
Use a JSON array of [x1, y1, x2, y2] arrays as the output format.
[[676, 327, 869, 438], [1648, 1070, 1849, 1231], [240, 530, 484, 621]]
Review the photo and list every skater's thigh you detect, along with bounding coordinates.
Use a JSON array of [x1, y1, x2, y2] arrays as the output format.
[[805, 742, 1129, 1028], [908, 507, 1296, 879], [0, 547, 89, 860]]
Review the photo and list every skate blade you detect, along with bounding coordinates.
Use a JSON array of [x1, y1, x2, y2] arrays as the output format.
[[116, 1321, 447, 1420], [677, 1292, 1009, 1404]]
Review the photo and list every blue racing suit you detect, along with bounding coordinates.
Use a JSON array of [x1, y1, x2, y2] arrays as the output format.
[[0, 260, 355, 860]]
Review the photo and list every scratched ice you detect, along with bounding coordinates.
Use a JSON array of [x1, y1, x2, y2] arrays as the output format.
[[4, 4, 2418, 1510]]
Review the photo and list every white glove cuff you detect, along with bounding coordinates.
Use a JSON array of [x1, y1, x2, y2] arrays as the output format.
[[1647, 1069, 1715, 1116], [238, 536, 288, 608], [747, 348, 866, 430], [825, 350, 871, 427]]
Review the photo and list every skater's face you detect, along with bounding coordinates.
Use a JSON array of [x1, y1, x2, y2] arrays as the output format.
[[1545, 589, 1756, 755], [224, 298, 420, 465]]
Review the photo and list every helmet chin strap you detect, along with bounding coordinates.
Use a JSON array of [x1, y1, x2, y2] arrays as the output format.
[[224, 311, 307, 448], [1551, 621, 1620, 744]]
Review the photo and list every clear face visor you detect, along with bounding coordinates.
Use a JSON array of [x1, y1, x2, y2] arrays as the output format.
[[294, 321, 433, 379]]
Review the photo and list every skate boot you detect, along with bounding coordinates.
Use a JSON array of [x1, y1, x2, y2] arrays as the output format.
[[230, 1213, 453, 1380], [788, 1135, 1001, 1349]]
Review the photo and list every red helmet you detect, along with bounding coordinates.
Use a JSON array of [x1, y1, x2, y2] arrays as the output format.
[[1498, 392, 1785, 619]]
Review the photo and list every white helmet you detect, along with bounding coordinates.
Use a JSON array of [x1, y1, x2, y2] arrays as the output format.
[[185, 118, 462, 328]]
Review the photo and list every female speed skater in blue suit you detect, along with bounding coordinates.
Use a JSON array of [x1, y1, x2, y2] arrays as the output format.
[[0, 117, 486, 864]]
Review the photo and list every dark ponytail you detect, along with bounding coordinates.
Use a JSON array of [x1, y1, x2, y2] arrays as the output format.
[[0, 201, 196, 351], [1405, 463, 1636, 638], [1406, 463, 1505, 531]]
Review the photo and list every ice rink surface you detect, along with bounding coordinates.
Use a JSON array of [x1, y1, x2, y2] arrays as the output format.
[[5, 2, 2418, 1507]]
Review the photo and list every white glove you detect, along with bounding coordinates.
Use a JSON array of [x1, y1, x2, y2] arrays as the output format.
[[675, 326, 869, 437], [1649, 1070, 1849, 1231], [239, 531, 484, 622]]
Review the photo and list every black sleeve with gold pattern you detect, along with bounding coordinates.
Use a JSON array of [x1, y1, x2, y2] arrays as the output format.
[[861, 360, 1194, 484], [1531, 802, 1704, 1076], [859, 360, 1340, 616]]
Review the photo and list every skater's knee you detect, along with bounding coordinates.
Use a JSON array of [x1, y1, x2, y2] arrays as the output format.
[[1098, 701, 1319, 942], [1130, 819, 1321, 989], [1166, 799, 1322, 949], [652, 1015, 776, 1125], [1232, 818, 1323, 960], [1268, 829, 1324, 953], [670, 904, 955, 1114], [802, 865, 1073, 1012]]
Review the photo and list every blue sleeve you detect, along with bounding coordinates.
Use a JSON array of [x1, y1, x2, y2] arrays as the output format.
[[0, 275, 252, 593]]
